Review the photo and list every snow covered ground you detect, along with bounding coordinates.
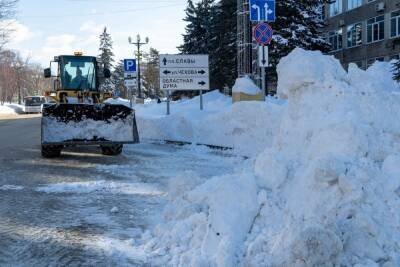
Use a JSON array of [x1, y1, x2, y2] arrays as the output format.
[[135, 90, 284, 157], [0, 104, 23, 115], [132, 48, 400, 266]]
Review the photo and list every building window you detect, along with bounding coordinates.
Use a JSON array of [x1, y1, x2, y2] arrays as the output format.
[[329, 0, 342, 17], [391, 11, 400, 38], [347, 23, 362, 47], [348, 0, 362, 10], [367, 57, 384, 68], [328, 29, 343, 51], [367, 15, 385, 43]]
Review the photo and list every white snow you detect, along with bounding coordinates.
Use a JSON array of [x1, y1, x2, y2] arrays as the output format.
[[110, 206, 119, 213], [36, 180, 163, 196], [0, 185, 24, 191], [104, 97, 131, 107], [133, 48, 400, 266], [0, 104, 23, 115], [42, 114, 135, 143], [232, 76, 262, 95], [136, 90, 284, 157]]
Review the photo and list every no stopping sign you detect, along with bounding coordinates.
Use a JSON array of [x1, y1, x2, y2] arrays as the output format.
[[253, 22, 273, 46]]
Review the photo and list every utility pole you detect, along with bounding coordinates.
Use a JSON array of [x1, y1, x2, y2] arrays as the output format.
[[128, 34, 149, 99]]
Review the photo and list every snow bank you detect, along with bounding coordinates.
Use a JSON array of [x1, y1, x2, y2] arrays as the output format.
[[232, 76, 262, 95], [136, 90, 284, 157], [0, 104, 22, 115], [136, 48, 400, 266]]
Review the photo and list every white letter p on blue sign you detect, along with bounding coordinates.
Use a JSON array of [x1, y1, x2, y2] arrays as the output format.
[[124, 59, 137, 72]]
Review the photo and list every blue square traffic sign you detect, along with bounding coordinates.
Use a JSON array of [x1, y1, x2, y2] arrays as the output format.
[[124, 59, 136, 72], [249, 0, 275, 22]]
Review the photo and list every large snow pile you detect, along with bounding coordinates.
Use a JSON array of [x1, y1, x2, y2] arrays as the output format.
[[232, 76, 262, 95], [136, 48, 400, 266], [136, 90, 284, 156]]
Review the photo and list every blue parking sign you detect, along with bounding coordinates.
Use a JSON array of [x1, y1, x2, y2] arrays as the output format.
[[124, 59, 136, 72], [249, 0, 275, 22]]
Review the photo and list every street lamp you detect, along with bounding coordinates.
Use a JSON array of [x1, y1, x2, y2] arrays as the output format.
[[128, 34, 149, 99]]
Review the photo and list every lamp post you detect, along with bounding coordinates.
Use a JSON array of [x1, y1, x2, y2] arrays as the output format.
[[128, 34, 149, 99]]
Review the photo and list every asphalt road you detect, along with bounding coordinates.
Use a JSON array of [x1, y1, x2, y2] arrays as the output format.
[[0, 115, 236, 266]]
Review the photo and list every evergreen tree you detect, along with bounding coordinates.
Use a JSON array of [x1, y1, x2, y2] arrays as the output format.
[[392, 60, 400, 82], [212, 0, 237, 91], [178, 0, 237, 91], [179, 0, 215, 55], [98, 27, 115, 91], [111, 60, 127, 98], [266, 0, 330, 92], [99, 27, 115, 69]]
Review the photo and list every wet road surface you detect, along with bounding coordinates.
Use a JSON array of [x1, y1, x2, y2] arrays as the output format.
[[0, 116, 236, 266]]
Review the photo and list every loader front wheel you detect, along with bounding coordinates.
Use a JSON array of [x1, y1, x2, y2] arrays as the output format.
[[101, 144, 123, 156], [41, 145, 62, 158]]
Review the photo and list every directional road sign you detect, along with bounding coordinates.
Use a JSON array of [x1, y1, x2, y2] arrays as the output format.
[[258, 46, 268, 67], [249, 0, 275, 22], [159, 55, 209, 91], [253, 22, 273, 46]]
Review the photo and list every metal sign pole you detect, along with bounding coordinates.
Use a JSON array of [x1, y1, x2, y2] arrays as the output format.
[[167, 90, 170, 115], [200, 90, 203, 110], [261, 67, 266, 98], [130, 86, 133, 108]]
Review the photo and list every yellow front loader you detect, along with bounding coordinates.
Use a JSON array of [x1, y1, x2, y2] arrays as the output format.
[[41, 53, 139, 158]]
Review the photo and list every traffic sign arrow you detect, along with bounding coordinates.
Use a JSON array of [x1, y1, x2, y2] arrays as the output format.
[[198, 70, 206, 75], [162, 58, 167, 66], [258, 46, 268, 67], [262, 47, 266, 65], [198, 81, 206, 86], [252, 4, 261, 20], [163, 70, 172, 75]]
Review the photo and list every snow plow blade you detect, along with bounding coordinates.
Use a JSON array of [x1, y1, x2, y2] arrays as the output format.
[[41, 103, 139, 145]]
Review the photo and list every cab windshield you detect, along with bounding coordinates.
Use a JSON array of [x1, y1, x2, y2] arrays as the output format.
[[60, 56, 97, 91]]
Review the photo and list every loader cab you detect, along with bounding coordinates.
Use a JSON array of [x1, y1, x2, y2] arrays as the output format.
[[59, 55, 98, 91], [43, 53, 112, 103]]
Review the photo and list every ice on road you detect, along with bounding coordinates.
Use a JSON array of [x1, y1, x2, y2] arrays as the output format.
[[0, 141, 240, 266]]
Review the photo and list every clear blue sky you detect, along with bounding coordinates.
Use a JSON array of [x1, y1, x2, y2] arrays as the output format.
[[6, 0, 188, 66]]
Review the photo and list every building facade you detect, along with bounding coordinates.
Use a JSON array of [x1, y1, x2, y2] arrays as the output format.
[[324, 0, 400, 69]]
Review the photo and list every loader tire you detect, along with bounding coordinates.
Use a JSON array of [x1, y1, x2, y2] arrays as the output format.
[[41, 145, 62, 158], [101, 144, 123, 156]]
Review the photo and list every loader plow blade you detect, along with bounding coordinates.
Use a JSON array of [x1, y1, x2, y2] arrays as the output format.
[[41, 104, 139, 145]]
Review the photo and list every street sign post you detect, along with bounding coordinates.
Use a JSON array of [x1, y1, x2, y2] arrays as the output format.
[[159, 54, 210, 114], [249, 0, 275, 22], [253, 22, 273, 98]]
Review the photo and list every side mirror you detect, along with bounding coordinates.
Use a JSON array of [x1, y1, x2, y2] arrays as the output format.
[[103, 68, 111, 78], [44, 68, 51, 78]]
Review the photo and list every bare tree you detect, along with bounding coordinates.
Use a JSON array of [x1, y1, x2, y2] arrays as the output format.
[[0, 0, 18, 49], [0, 50, 50, 105]]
